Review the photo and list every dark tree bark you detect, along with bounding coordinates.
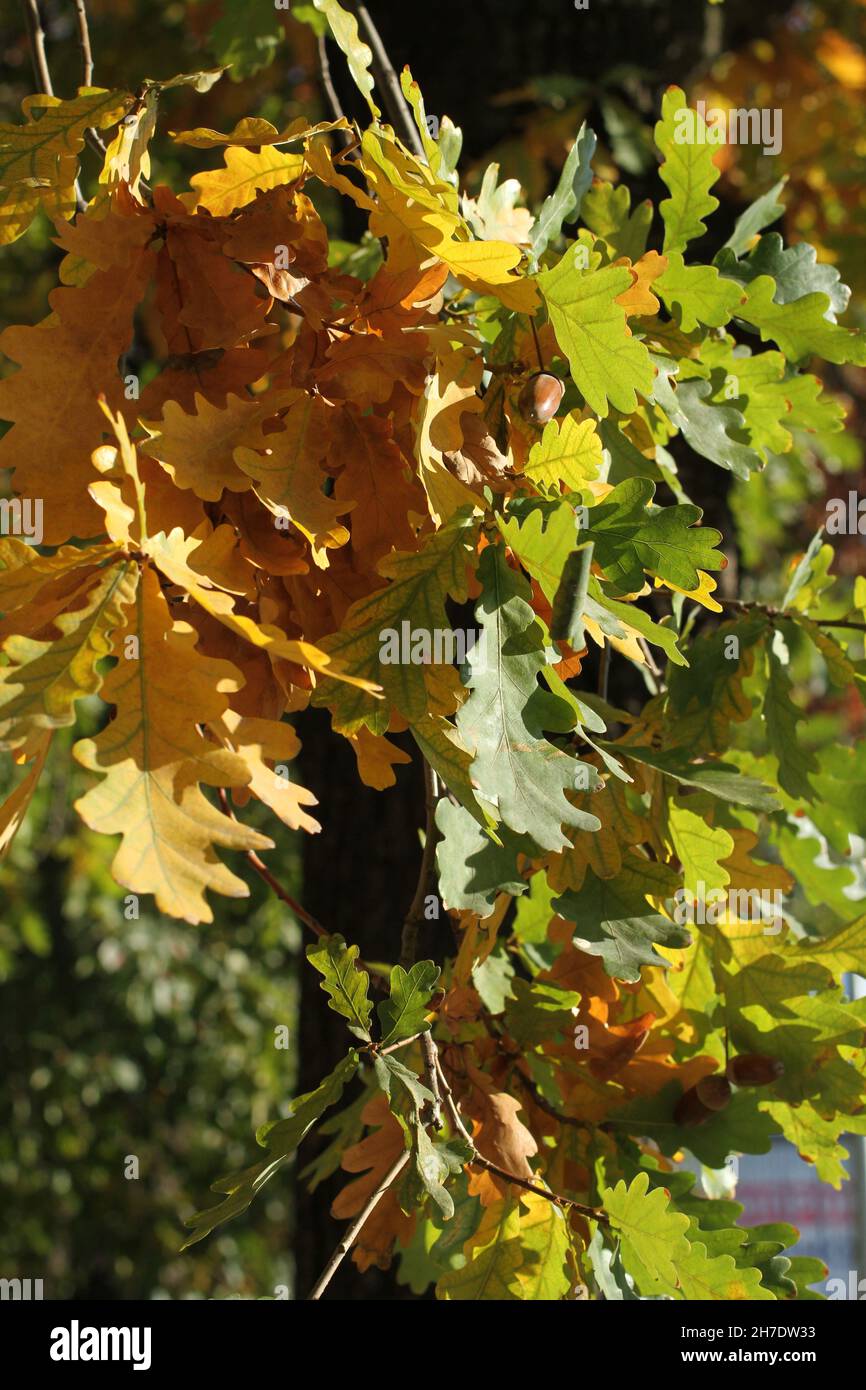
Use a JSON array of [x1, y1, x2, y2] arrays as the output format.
[[293, 709, 426, 1299]]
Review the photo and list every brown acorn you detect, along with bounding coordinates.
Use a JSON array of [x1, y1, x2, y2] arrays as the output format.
[[726, 1053, 785, 1087], [696, 1075, 733, 1110], [518, 371, 565, 425], [674, 1075, 732, 1127]]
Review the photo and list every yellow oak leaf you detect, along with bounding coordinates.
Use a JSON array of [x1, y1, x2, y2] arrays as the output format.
[[141, 391, 295, 500], [0, 560, 139, 750], [0, 87, 133, 244], [74, 566, 271, 924], [215, 710, 321, 834], [348, 728, 412, 789], [185, 146, 305, 216], [0, 246, 154, 543], [0, 731, 52, 858]]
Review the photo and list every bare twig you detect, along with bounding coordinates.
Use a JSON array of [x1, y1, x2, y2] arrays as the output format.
[[399, 760, 440, 969], [434, 1053, 609, 1224], [219, 788, 329, 938], [316, 33, 353, 150], [214, 788, 392, 983], [348, 1, 425, 158], [73, 0, 94, 85], [306, 1148, 411, 1299], [21, 0, 53, 96], [376, 1028, 430, 1057], [420, 1030, 442, 1127], [597, 639, 610, 701], [637, 636, 662, 679], [21, 1, 90, 211], [715, 597, 866, 632]]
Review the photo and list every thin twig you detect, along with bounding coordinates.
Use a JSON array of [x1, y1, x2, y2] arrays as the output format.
[[73, 0, 94, 85], [434, 1053, 608, 1224], [420, 1030, 442, 1127], [214, 788, 392, 982], [637, 636, 662, 679], [398, 760, 440, 969], [376, 1028, 430, 1057], [715, 597, 866, 632], [215, 787, 326, 940], [597, 640, 610, 701], [21, 1, 90, 211], [349, 1, 425, 158], [306, 1148, 411, 1299], [21, 0, 53, 95], [316, 33, 353, 149]]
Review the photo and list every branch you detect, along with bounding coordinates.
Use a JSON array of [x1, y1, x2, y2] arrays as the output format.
[[433, 1052, 608, 1225], [348, 1, 425, 158], [214, 787, 392, 987], [597, 639, 610, 700], [217, 791, 329, 938], [306, 1147, 411, 1299], [420, 1029, 442, 1127], [398, 759, 440, 969], [21, 0, 53, 96], [376, 1027, 430, 1057], [715, 597, 866, 632], [316, 33, 354, 150], [73, 0, 94, 85], [21, 2, 89, 210]]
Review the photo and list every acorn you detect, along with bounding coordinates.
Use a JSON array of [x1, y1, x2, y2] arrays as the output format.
[[726, 1053, 785, 1087], [696, 1075, 733, 1110], [674, 1075, 732, 1127], [518, 371, 565, 425]]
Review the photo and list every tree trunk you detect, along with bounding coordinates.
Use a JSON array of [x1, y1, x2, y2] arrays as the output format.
[[293, 709, 425, 1299]]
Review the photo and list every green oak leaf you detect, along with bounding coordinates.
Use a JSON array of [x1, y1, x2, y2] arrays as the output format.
[[377, 960, 441, 1045], [311, 510, 478, 733], [600, 741, 779, 810], [538, 250, 655, 417], [437, 1198, 524, 1300], [412, 1130, 473, 1221], [504, 978, 582, 1046], [716, 232, 850, 319], [582, 476, 724, 595], [523, 411, 602, 490], [764, 636, 818, 800], [435, 798, 533, 917], [306, 933, 373, 1040], [602, 1171, 691, 1292], [582, 179, 652, 262], [181, 1050, 359, 1247], [654, 86, 720, 255], [554, 855, 689, 981], [656, 254, 745, 332], [720, 178, 787, 258], [530, 122, 597, 262], [456, 544, 602, 851], [373, 1053, 434, 1112], [738, 275, 866, 366], [652, 358, 762, 480]]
